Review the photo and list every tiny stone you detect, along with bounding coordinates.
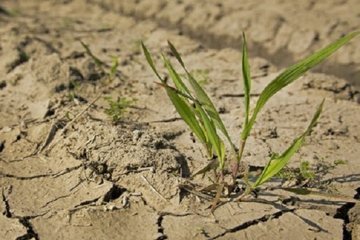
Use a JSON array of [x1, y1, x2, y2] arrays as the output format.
[[108, 204, 115, 211], [96, 164, 106, 174], [132, 130, 142, 142], [94, 175, 103, 185]]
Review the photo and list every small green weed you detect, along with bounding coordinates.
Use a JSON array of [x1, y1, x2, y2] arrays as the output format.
[[104, 96, 132, 123], [299, 161, 315, 180], [333, 159, 348, 166], [142, 32, 359, 209], [277, 161, 315, 183], [277, 159, 349, 193]]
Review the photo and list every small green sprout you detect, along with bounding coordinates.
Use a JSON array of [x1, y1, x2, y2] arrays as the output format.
[[104, 96, 132, 123], [109, 56, 119, 81], [300, 161, 315, 180], [333, 159, 348, 166], [142, 31, 359, 206]]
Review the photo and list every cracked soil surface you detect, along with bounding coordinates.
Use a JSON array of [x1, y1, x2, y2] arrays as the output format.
[[0, 0, 359, 239]]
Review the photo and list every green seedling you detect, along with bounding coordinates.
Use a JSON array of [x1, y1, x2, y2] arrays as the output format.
[[333, 159, 348, 166], [142, 32, 359, 207], [104, 96, 132, 123], [277, 160, 315, 183], [299, 161, 316, 180], [109, 56, 119, 81], [275, 159, 354, 199]]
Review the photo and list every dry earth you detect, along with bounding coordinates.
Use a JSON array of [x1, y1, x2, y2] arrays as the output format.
[[0, 0, 359, 239]]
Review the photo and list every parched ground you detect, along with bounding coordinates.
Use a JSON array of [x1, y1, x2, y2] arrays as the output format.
[[0, 0, 359, 239]]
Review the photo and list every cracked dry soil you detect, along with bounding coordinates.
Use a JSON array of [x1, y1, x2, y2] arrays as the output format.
[[0, 0, 360, 239]]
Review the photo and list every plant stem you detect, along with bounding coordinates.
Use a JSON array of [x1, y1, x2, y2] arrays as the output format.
[[238, 138, 247, 162], [231, 138, 247, 183]]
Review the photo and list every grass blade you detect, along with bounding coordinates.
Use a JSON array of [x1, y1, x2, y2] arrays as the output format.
[[165, 86, 207, 146], [167, 40, 185, 68], [80, 41, 106, 68], [141, 41, 163, 81], [241, 33, 251, 134], [253, 100, 324, 188], [162, 48, 225, 165], [167, 41, 236, 151], [141, 43, 208, 148], [242, 31, 359, 139], [162, 54, 192, 96], [196, 102, 225, 166]]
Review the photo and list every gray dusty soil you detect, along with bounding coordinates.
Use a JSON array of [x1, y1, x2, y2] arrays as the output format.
[[0, 0, 359, 239]]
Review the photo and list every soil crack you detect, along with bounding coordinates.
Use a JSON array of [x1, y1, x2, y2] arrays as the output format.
[[334, 202, 355, 240], [2, 187, 44, 240], [16, 217, 39, 240], [0, 163, 82, 180], [156, 212, 194, 240], [210, 209, 295, 239], [1, 188, 12, 217]]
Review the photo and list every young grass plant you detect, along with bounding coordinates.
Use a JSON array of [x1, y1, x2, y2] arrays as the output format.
[[142, 32, 359, 207], [104, 96, 132, 123]]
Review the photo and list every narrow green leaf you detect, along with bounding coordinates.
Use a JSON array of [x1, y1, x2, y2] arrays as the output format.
[[219, 141, 226, 163], [167, 41, 236, 151], [141, 41, 163, 81], [167, 40, 185, 68], [191, 158, 219, 178], [162, 54, 192, 95], [304, 99, 324, 135], [242, 31, 359, 139], [80, 41, 105, 68], [165, 86, 207, 145], [189, 72, 237, 154], [195, 102, 224, 166], [253, 100, 324, 188], [161, 56, 216, 156], [155, 82, 196, 102], [241, 33, 251, 133]]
